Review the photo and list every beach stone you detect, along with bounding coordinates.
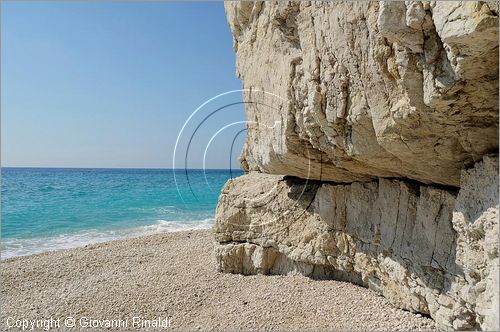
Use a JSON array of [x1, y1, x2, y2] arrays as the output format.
[[1, 230, 437, 331]]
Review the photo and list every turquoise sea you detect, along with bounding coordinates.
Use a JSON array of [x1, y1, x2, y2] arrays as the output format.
[[1, 168, 242, 259]]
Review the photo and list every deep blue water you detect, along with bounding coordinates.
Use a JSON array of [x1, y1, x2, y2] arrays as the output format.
[[1, 168, 242, 258]]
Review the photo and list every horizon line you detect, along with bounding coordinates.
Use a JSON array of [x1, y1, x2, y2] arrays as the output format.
[[1, 166, 244, 171]]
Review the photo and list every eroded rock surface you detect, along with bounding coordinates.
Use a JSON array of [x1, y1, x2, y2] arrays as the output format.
[[225, 1, 498, 186], [215, 157, 499, 330], [217, 1, 499, 330]]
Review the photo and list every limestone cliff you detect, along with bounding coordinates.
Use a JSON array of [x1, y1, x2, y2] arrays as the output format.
[[216, 1, 499, 330]]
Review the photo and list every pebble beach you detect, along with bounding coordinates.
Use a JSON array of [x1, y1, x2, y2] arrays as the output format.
[[1, 229, 436, 331]]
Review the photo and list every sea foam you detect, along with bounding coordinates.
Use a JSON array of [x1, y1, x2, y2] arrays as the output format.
[[1, 218, 214, 259]]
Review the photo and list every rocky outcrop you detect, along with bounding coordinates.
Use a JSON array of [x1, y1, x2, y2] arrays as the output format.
[[217, 1, 499, 330], [215, 157, 498, 330], [225, 1, 498, 186], [452, 157, 499, 330]]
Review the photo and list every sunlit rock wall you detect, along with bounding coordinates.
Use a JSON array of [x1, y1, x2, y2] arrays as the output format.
[[216, 2, 499, 330]]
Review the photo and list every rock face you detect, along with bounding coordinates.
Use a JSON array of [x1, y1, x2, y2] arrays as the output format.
[[215, 157, 498, 330], [217, 1, 499, 331], [225, 1, 498, 186]]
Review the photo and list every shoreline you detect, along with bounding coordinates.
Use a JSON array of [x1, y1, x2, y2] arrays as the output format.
[[2, 229, 436, 331], [1, 220, 215, 260]]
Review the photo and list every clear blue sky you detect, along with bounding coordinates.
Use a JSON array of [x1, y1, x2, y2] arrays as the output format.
[[1, 1, 247, 169]]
